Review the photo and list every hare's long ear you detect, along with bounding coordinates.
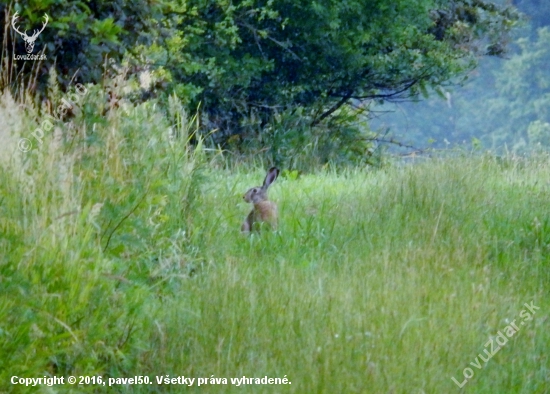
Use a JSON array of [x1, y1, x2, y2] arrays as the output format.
[[262, 167, 279, 190]]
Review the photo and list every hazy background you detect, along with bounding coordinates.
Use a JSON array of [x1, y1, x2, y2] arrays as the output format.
[[371, 0, 550, 153]]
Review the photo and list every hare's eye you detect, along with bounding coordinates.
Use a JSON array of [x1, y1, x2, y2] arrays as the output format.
[[253, 188, 259, 193]]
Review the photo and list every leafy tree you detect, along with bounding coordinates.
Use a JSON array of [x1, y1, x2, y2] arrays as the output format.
[[1, 0, 520, 160], [155, 0, 519, 141], [0, 0, 161, 92]]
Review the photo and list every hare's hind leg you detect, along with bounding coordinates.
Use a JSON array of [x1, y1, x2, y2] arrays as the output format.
[[241, 211, 255, 233]]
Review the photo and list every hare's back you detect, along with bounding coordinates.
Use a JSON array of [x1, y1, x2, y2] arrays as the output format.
[[255, 200, 277, 222]]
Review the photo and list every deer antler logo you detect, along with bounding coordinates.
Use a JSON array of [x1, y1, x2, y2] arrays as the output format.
[[11, 12, 49, 54]]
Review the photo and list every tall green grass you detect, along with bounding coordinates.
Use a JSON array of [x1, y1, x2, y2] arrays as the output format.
[[1, 87, 549, 393]]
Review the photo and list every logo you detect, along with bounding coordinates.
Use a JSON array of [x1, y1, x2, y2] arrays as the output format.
[[11, 11, 48, 60]]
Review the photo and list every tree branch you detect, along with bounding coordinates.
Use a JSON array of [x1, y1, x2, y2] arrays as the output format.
[[311, 90, 353, 126]]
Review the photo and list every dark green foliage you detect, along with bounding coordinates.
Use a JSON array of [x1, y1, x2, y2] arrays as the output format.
[[1, 0, 520, 162], [233, 106, 379, 170], [155, 0, 518, 141], [1, 0, 161, 93]]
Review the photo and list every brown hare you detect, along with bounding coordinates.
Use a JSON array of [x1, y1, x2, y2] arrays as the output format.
[[241, 167, 279, 233]]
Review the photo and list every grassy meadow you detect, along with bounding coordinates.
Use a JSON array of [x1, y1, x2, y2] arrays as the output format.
[[0, 88, 549, 393]]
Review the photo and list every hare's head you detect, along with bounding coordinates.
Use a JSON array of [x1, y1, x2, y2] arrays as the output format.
[[243, 167, 279, 204]]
